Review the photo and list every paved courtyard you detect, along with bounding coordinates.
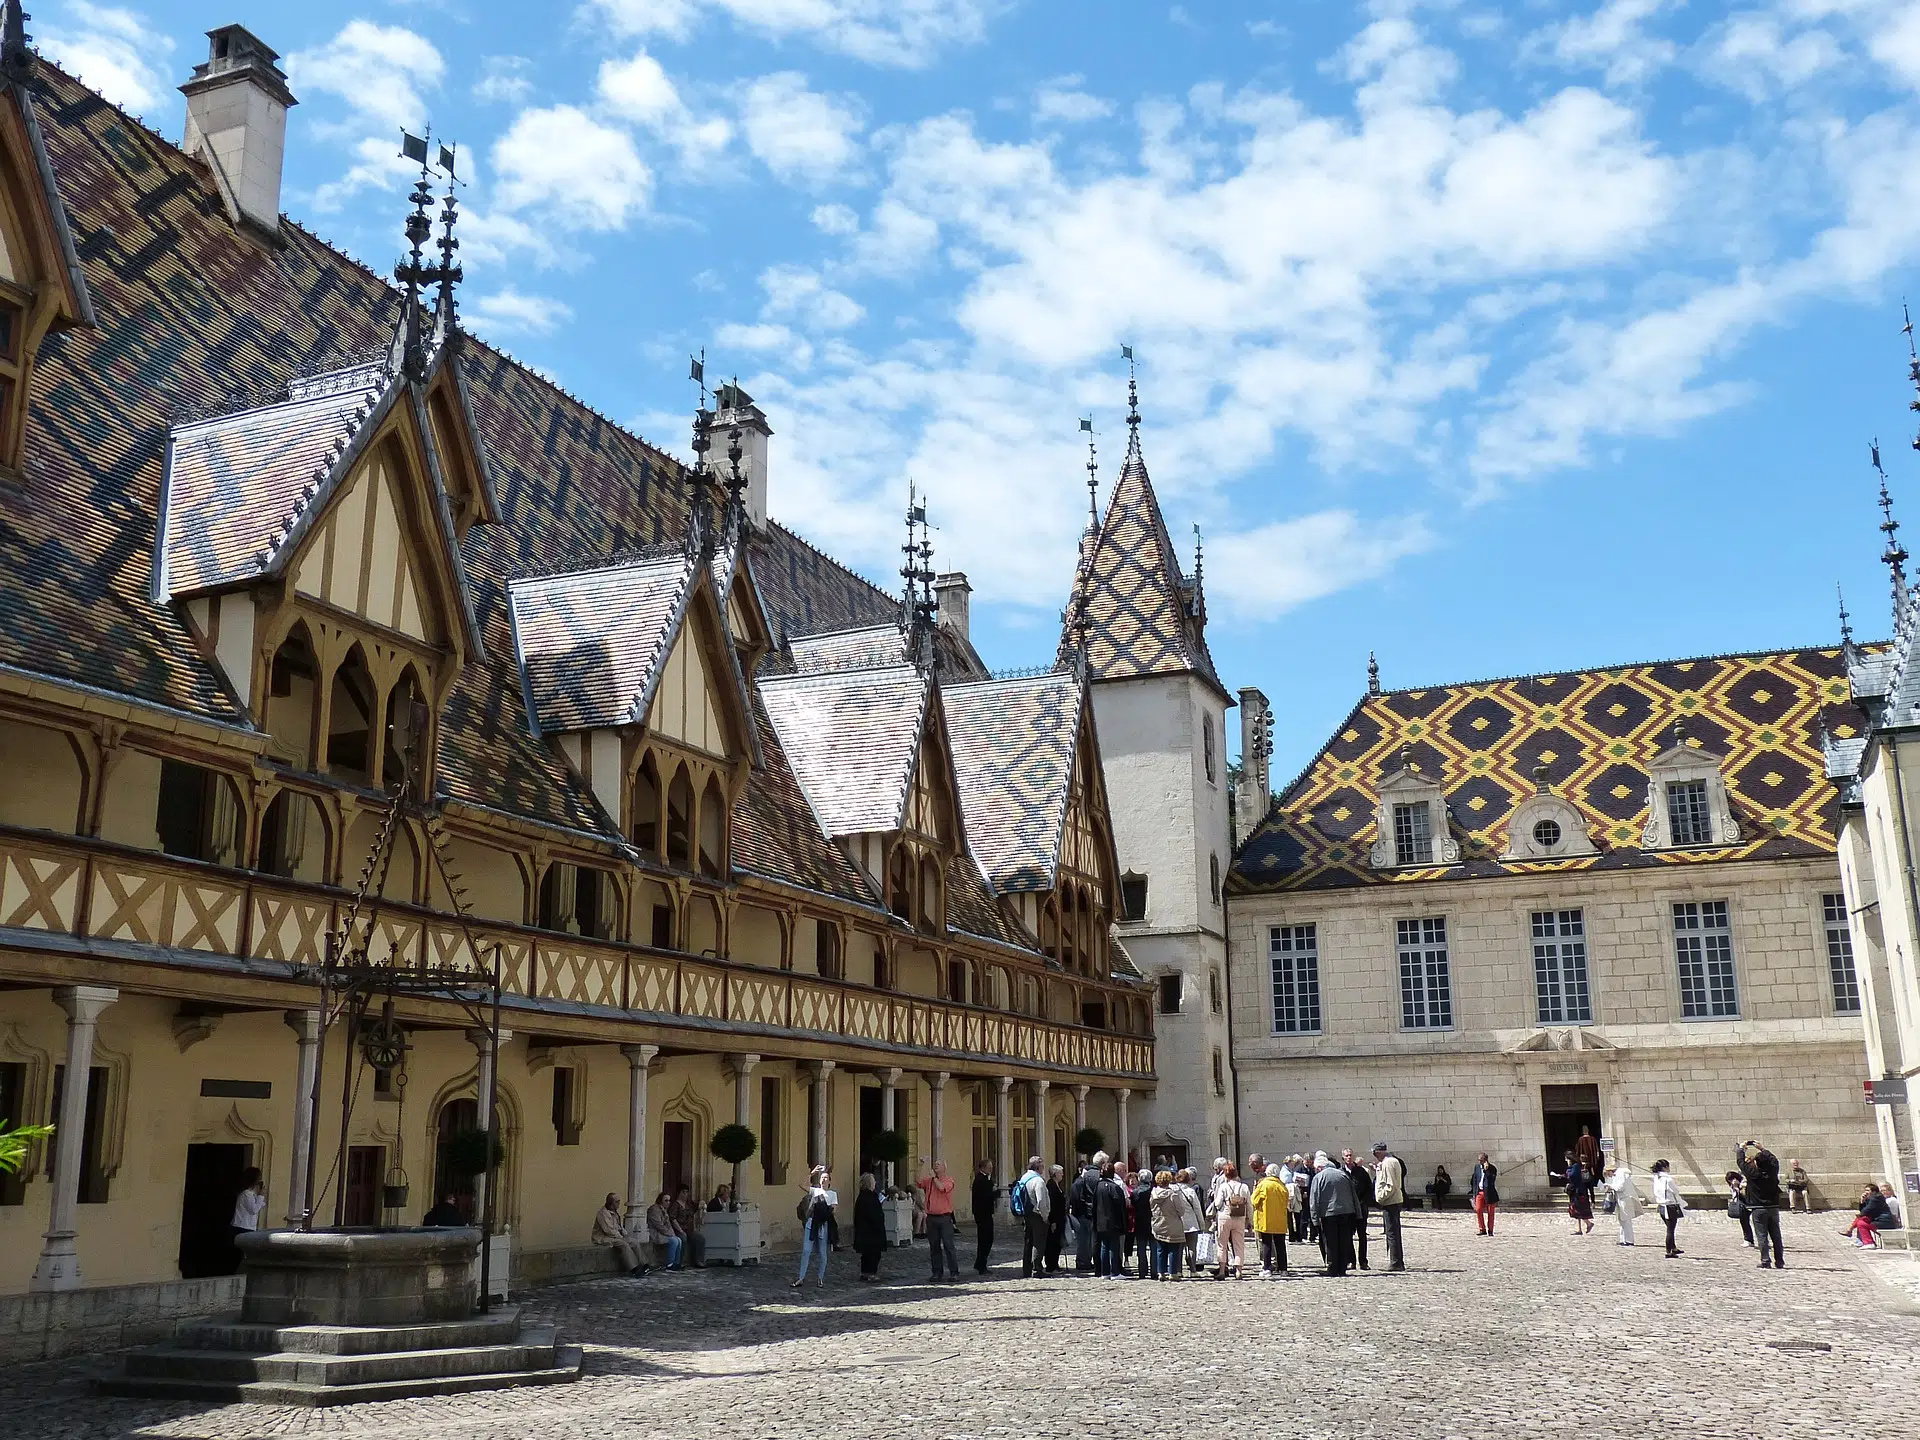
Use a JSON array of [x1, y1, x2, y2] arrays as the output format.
[[9, 1210, 1918, 1440]]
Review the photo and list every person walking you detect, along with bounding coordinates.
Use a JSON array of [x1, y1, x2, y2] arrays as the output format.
[[792, 1167, 835, 1288], [1094, 1162, 1129, 1278], [1738, 1140, 1786, 1270], [1342, 1149, 1373, 1269], [1070, 1155, 1102, 1272], [971, 1160, 997, 1274], [1213, 1163, 1252, 1279], [1149, 1169, 1187, 1280], [853, 1173, 887, 1282], [1310, 1152, 1359, 1276], [1251, 1160, 1290, 1275], [1470, 1153, 1499, 1236], [1129, 1168, 1156, 1279], [915, 1160, 959, 1281], [1015, 1156, 1052, 1278], [1565, 1158, 1596, 1237], [1605, 1163, 1638, 1246], [1371, 1143, 1406, 1271], [1045, 1164, 1068, 1274], [1651, 1159, 1685, 1258]]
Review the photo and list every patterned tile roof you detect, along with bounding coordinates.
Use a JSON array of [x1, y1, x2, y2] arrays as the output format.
[[1065, 428, 1223, 695], [1233, 645, 1866, 893], [732, 687, 883, 906], [509, 550, 695, 734], [944, 670, 1083, 893], [790, 623, 910, 675], [758, 664, 929, 837]]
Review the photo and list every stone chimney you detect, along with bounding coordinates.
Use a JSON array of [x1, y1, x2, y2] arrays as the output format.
[[713, 382, 772, 530], [180, 25, 296, 242], [933, 572, 971, 642], [1236, 685, 1272, 842]]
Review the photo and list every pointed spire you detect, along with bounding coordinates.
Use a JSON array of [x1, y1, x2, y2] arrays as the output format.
[[1875, 437, 1909, 621], [1839, 583, 1859, 668], [432, 148, 462, 338], [393, 131, 462, 384], [1190, 523, 1204, 617], [900, 480, 937, 671], [1121, 344, 1143, 475], [1367, 651, 1381, 697], [1081, 415, 1099, 534], [685, 369, 714, 562]]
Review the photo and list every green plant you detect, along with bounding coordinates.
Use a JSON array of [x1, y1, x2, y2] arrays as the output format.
[[441, 1127, 502, 1178], [0, 1123, 52, 1175], [1075, 1126, 1106, 1158], [870, 1129, 909, 1166], [709, 1123, 758, 1165]]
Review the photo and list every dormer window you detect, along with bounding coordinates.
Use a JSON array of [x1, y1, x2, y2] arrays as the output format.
[[1502, 766, 1597, 861], [1392, 802, 1432, 866], [1641, 724, 1739, 851], [1370, 748, 1460, 870]]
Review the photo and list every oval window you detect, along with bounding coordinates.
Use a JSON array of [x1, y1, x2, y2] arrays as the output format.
[[1532, 818, 1562, 848]]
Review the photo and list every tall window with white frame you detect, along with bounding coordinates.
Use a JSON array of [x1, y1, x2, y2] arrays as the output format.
[[1531, 909, 1592, 1024], [1822, 893, 1862, 1015], [1396, 917, 1452, 1029], [1673, 900, 1738, 1018], [1665, 779, 1713, 846], [1269, 924, 1322, 1034], [1392, 802, 1433, 866]]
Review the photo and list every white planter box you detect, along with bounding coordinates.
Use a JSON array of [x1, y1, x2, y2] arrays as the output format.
[[704, 1208, 761, 1265], [883, 1197, 915, 1247], [469, 1229, 511, 1301]]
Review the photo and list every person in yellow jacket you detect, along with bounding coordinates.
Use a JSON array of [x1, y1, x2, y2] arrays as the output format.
[[1250, 1166, 1290, 1275]]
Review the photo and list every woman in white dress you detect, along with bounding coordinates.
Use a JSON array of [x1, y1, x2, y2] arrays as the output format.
[[1605, 1163, 1638, 1246]]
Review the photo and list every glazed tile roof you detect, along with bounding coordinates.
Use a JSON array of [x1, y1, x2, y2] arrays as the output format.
[[758, 664, 930, 837], [158, 364, 388, 595], [1233, 646, 1867, 893], [790, 623, 910, 675], [1065, 426, 1223, 695], [509, 550, 695, 734], [944, 670, 1084, 893]]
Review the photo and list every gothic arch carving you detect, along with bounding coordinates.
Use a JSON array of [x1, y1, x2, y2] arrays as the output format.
[[661, 1077, 716, 1199], [422, 1064, 525, 1229], [191, 1102, 275, 1185], [0, 1020, 52, 1180]]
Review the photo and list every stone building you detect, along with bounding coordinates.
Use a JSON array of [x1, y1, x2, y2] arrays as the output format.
[[1228, 647, 1881, 1202], [0, 22, 1153, 1316]]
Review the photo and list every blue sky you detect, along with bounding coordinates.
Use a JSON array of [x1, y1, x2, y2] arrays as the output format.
[[34, 0, 1920, 776]]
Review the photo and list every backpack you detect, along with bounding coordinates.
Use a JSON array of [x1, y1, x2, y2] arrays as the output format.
[[1010, 1176, 1029, 1217], [1227, 1186, 1247, 1219], [796, 1194, 811, 1223]]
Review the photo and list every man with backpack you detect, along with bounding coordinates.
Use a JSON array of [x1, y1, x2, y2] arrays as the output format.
[[1014, 1155, 1051, 1277], [971, 1159, 998, 1274], [1738, 1139, 1786, 1269]]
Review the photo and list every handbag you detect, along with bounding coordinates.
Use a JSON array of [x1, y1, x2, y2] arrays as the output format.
[[1727, 1196, 1747, 1220], [1194, 1232, 1216, 1265]]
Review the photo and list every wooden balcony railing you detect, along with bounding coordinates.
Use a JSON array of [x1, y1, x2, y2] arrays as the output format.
[[0, 827, 1155, 1079]]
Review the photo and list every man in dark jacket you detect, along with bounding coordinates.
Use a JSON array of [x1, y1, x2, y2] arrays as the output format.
[[1045, 1165, 1068, 1273], [1070, 1160, 1101, 1272], [1309, 1152, 1360, 1276], [1342, 1149, 1373, 1271], [1094, 1163, 1129, 1277], [1738, 1141, 1785, 1269], [971, 1160, 998, 1275], [1129, 1171, 1155, 1278]]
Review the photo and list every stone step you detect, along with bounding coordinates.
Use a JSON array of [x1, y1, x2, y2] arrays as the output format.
[[99, 1345, 583, 1407], [175, 1308, 524, 1355], [124, 1331, 560, 1388]]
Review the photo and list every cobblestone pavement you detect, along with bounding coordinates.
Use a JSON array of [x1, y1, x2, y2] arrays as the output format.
[[9, 1210, 1919, 1440]]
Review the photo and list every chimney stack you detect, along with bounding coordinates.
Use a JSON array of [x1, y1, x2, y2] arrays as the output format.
[[1236, 685, 1272, 843], [933, 572, 971, 642], [180, 25, 295, 242], [712, 382, 772, 531]]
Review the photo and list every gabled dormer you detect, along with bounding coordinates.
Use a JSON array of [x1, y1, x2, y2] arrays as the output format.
[[1369, 748, 1460, 869], [1641, 722, 1740, 850], [1501, 765, 1598, 861]]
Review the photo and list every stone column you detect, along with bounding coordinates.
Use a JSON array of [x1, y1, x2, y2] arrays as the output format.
[[467, 1027, 512, 1237], [808, 1060, 835, 1174], [926, 1071, 949, 1169], [622, 1044, 660, 1231], [1116, 1088, 1132, 1172], [1071, 1084, 1090, 1155], [1032, 1078, 1051, 1167], [877, 1066, 903, 1189], [284, 1009, 322, 1227], [726, 1053, 760, 1206], [994, 1075, 1014, 1214], [31, 985, 117, 1291]]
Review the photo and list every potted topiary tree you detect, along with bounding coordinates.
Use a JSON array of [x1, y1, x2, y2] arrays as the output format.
[[705, 1124, 760, 1265], [1075, 1126, 1107, 1162], [870, 1129, 913, 1245]]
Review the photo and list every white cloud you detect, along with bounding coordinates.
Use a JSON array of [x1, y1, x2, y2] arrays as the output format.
[[465, 288, 576, 338], [1034, 75, 1114, 125], [588, 0, 997, 68], [474, 55, 534, 106], [286, 22, 444, 210], [491, 105, 652, 230], [598, 49, 732, 165], [812, 203, 860, 235], [739, 73, 865, 183], [1529, 0, 1676, 87], [1870, 2, 1920, 94], [1207, 511, 1435, 617], [38, 2, 174, 116], [761, 265, 864, 330]]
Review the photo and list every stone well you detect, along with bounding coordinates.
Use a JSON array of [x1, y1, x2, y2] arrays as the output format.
[[236, 1228, 481, 1328]]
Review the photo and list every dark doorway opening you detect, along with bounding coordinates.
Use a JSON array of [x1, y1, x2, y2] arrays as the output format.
[[1150, 1143, 1190, 1174], [433, 1097, 480, 1224], [345, 1145, 385, 1227], [1541, 1083, 1603, 1182], [858, 1084, 883, 1179], [662, 1119, 693, 1201], [178, 1142, 250, 1279]]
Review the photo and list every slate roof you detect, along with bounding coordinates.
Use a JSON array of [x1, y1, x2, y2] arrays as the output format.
[[1064, 422, 1224, 695], [944, 670, 1084, 893], [758, 664, 930, 837], [1234, 646, 1867, 893], [509, 549, 695, 734]]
